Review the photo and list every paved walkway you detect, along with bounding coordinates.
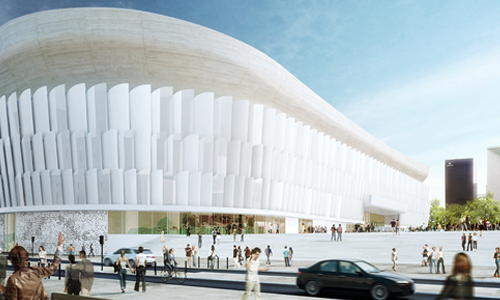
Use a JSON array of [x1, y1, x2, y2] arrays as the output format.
[[12, 231, 500, 299]]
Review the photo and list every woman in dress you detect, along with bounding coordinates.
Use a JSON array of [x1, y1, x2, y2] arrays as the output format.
[[115, 250, 134, 293], [435, 252, 474, 300], [289, 247, 294, 266], [38, 246, 47, 268]]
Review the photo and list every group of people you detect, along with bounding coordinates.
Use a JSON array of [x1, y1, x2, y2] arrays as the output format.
[[68, 243, 95, 257], [460, 232, 479, 251], [421, 244, 446, 274], [330, 224, 343, 241]]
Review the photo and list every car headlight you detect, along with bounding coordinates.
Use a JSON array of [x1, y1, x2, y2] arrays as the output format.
[[396, 281, 410, 284]]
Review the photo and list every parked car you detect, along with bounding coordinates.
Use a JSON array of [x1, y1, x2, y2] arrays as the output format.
[[103, 247, 157, 267], [297, 259, 414, 300]]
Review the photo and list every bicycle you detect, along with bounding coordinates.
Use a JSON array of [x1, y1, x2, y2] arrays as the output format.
[[161, 264, 186, 284]]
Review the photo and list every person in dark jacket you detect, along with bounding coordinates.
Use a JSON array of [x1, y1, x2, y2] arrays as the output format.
[[435, 252, 474, 300]]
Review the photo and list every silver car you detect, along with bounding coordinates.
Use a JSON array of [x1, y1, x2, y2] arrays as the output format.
[[103, 247, 157, 267]]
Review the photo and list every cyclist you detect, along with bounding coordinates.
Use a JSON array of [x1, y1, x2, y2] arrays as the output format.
[[165, 248, 178, 274]]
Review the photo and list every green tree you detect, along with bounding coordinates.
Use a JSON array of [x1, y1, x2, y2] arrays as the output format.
[[465, 192, 500, 223], [428, 198, 445, 226], [442, 203, 466, 224]]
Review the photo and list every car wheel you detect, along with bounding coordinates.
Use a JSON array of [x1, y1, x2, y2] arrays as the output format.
[[305, 280, 321, 296], [370, 283, 390, 300], [104, 258, 112, 266]]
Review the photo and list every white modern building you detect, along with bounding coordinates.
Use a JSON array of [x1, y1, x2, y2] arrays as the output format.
[[0, 8, 429, 252], [487, 147, 500, 202]]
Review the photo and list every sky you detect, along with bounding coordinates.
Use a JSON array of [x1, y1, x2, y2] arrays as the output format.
[[1, 0, 499, 204]]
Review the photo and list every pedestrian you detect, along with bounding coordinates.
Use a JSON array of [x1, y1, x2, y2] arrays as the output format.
[[238, 246, 244, 266], [391, 248, 398, 271], [493, 247, 500, 277], [466, 233, 472, 251], [330, 224, 336, 241], [472, 232, 478, 251], [75, 250, 94, 296], [81, 243, 85, 252], [240, 227, 245, 242], [244, 246, 251, 262], [461, 233, 466, 251], [166, 248, 178, 273], [216, 228, 222, 245], [396, 220, 400, 235], [69, 244, 73, 256], [191, 245, 198, 268], [208, 245, 217, 269], [161, 229, 165, 244], [289, 247, 294, 267], [283, 246, 290, 267], [212, 228, 217, 244], [133, 246, 147, 293], [89, 243, 95, 257], [185, 244, 193, 268], [115, 250, 134, 293], [233, 228, 237, 242], [64, 254, 81, 295], [429, 247, 437, 274], [337, 224, 343, 241], [437, 246, 446, 274], [3, 232, 65, 299], [233, 245, 240, 268], [186, 221, 191, 237], [264, 245, 273, 265], [241, 247, 269, 300], [435, 252, 474, 300], [162, 244, 169, 268], [198, 233, 202, 248], [422, 245, 429, 266], [390, 218, 396, 235], [38, 246, 47, 267]]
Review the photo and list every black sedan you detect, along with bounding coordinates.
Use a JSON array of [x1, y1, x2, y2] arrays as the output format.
[[297, 259, 414, 300]]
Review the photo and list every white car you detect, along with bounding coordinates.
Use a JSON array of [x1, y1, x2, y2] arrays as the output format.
[[103, 247, 157, 267]]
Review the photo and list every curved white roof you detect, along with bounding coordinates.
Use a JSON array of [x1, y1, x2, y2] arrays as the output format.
[[0, 8, 428, 181]]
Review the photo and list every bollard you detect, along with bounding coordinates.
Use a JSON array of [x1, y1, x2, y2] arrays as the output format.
[[226, 257, 228, 270], [217, 256, 219, 269], [47, 261, 50, 279], [58, 263, 61, 280], [207, 257, 209, 269], [185, 260, 187, 270], [198, 256, 200, 268], [154, 261, 157, 276]]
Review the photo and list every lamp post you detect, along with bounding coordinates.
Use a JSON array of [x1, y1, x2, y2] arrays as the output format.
[[31, 236, 35, 256]]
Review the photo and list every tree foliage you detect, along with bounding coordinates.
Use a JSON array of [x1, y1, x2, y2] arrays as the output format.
[[428, 192, 500, 225]]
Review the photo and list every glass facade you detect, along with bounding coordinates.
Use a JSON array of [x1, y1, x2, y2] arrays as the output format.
[[108, 211, 287, 235], [4, 213, 15, 250]]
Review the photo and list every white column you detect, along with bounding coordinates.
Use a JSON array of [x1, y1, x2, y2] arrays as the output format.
[[87, 130, 103, 170], [137, 170, 150, 205], [124, 169, 137, 205], [41, 170, 52, 205], [87, 83, 108, 133], [151, 170, 163, 205], [192, 92, 214, 138], [102, 130, 119, 170], [67, 83, 88, 133], [19, 89, 34, 136], [62, 169, 75, 205], [188, 171, 201, 206], [86, 169, 99, 205], [73, 170, 86, 204], [51, 170, 63, 205], [0, 96, 10, 138], [108, 83, 130, 132], [213, 96, 232, 141], [48, 84, 68, 133], [21, 135, 33, 172], [22, 172, 33, 206], [32, 133, 45, 171], [99, 169, 112, 204], [248, 104, 263, 146], [44, 132, 59, 171], [57, 130, 72, 170], [71, 131, 87, 171], [32, 171, 43, 206], [231, 100, 249, 142], [111, 169, 124, 205], [200, 173, 213, 206], [151, 87, 173, 134]]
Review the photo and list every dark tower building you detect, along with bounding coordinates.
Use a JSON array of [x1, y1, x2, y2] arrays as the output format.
[[445, 159, 475, 206]]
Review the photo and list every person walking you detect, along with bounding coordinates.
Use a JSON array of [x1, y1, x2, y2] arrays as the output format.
[[437, 246, 446, 274], [337, 224, 343, 241], [241, 247, 269, 300], [212, 228, 217, 244], [396, 220, 400, 236], [390, 219, 396, 235], [264, 245, 273, 265], [244, 246, 251, 262], [89, 243, 95, 257], [208, 245, 217, 269], [233, 228, 238, 242], [69, 244, 74, 256], [435, 253, 474, 300], [422, 245, 429, 266], [64, 254, 81, 295], [330, 224, 336, 241], [191, 245, 198, 268], [115, 250, 134, 293], [238, 246, 244, 266], [73, 250, 94, 296], [161, 229, 165, 244], [429, 247, 438, 274], [38, 246, 47, 268], [185, 244, 193, 268], [289, 247, 294, 267], [3, 232, 65, 299], [283, 246, 290, 267], [493, 247, 500, 277], [233, 245, 240, 268], [162, 244, 169, 268], [198, 233, 203, 248], [186, 221, 191, 237], [472, 232, 478, 251], [466, 233, 473, 251], [461, 233, 466, 251], [216, 228, 222, 245], [240, 227, 245, 242], [391, 248, 398, 271], [133, 246, 147, 293]]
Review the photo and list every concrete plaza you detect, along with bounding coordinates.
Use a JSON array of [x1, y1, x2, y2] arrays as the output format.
[[21, 231, 500, 299]]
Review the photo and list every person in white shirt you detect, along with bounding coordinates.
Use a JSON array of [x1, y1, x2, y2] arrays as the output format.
[[391, 248, 398, 271], [437, 246, 446, 274], [38, 246, 47, 268], [134, 246, 148, 292], [429, 247, 438, 274], [241, 247, 269, 300], [472, 232, 479, 251]]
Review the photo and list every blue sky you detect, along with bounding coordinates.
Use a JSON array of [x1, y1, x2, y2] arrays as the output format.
[[1, 0, 499, 203]]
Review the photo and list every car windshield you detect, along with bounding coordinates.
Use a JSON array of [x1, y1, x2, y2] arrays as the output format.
[[355, 261, 381, 273], [133, 249, 153, 254]]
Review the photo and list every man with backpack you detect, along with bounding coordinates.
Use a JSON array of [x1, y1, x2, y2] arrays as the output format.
[[330, 224, 336, 241], [264, 245, 273, 265]]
